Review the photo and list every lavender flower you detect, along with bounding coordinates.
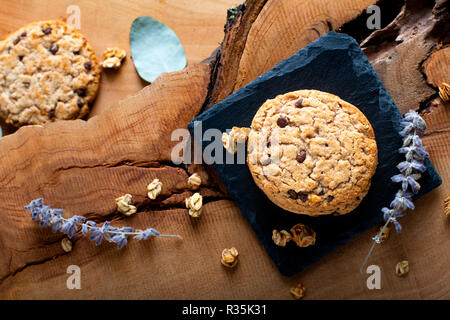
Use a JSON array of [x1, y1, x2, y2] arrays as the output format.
[[390, 190, 415, 210], [361, 110, 429, 273], [391, 174, 421, 193], [25, 199, 181, 249], [134, 228, 160, 241]]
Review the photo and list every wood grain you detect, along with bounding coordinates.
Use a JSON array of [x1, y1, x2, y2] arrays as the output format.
[[234, 0, 377, 91], [0, 0, 449, 299], [0, 0, 237, 126]]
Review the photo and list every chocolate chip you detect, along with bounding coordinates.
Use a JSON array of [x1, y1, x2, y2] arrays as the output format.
[[49, 44, 59, 55], [84, 61, 92, 70], [318, 190, 325, 196], [277, 116, 288, 128], [73, 50, 80, 55], [20, 31, 27, 37], [13, 37, 20, 45], [327, 195, 334, 202], [77, 99, 84, 108], [42, 27, 51, 35], [7, 46, 12, 53], [295, 98, 303, 108], [288, 189, 298, 200], [297, 192, 308, 202], [18, 55, 24, 61], [325, 143, 329, 147], [296, 150, 306, 163], [23, 81, 30, 88], [76, 88, 87, 97], [48, 109, 56, 119]]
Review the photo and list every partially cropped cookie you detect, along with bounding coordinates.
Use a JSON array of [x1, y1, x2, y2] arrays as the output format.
[[247, 90, 378, 216], [0, 20, 100, 127]]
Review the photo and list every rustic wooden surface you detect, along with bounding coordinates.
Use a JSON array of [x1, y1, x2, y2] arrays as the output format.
[[0, 0, 449, 299], [0, 0, 237, 131]]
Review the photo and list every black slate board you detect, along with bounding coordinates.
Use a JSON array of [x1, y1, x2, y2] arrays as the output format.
[[188, 31, 442, 276]]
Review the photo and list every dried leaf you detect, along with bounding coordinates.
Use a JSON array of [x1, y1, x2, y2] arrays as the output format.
[[130, 16, 186, 83]]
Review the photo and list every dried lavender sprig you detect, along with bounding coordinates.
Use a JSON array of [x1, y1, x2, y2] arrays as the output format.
[[25, 198, 182, 249], [360, 110, 429, 273]]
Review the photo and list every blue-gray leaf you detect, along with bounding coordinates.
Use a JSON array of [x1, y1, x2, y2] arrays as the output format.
[[130, 16, 187, 83]]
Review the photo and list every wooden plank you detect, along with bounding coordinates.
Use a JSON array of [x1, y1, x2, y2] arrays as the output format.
[[0, 0, 237, 123], [0, 0, 448, 299]]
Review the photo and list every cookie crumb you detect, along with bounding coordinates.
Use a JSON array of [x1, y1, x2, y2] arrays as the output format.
[[115, 193, 137, 216], [290, 283, 306, 300], [61, 238, 73, 252], [102, 47, 126, 69], [147, 178, 163, 200], [222, 127, 250, 154], [272, 229, 292, 247], [395, 260, 409, 277], [290, 223, 316, 248], [220, 247, 239, 268], [185, 192, 203, 218], [187, 173, 201, 190]]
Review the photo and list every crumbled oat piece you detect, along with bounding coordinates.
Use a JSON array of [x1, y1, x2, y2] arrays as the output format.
[[290, 223, 316, 248], [395, 260, 409, 277], [102, 57, 122, 69], [379, 226, 390, 242], [102, 47, 126, 69], [61, 238, 72, 252], [222, 126, 250, 154], [188, 173, 202, 190], [272, 229, 292, 247], [290, 283, 306, 300], [220, 247, 239, 268], [185, 192, 203, 218], [445, 196, 450, 220], [222, 132, 233, 153], [147, 178, 163, 200], [115, 193, 137, 216], [439, 82, 450, 102]]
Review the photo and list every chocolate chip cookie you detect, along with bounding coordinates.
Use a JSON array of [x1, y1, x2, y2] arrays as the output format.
[[0, 20, 100, 127], [247, 90, 378, 216]]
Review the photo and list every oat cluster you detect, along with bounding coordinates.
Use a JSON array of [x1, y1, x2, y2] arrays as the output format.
[[102, 47, 126, 69], [220, 247, 239, 268]]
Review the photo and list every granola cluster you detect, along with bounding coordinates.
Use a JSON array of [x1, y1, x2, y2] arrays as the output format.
[[61, 238, 73, 252], [188, 173, 202, 190], [115, 193, 137, 216], [185, 192, 203, 218], [290, 283, 306, 300], [395, 260, 409, 277], [102, 47, 126, 69], [222, 126, 250, 154], [220, 247, 239, 268], [272, 229, 292, 247], [147, 178, 163, 200]]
